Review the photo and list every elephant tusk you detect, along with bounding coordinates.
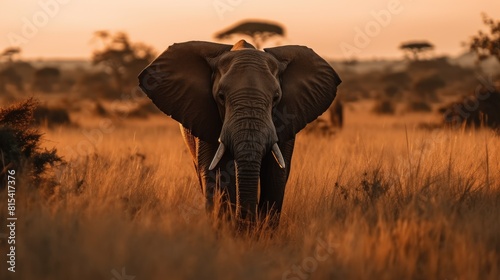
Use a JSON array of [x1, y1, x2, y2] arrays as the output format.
[[208, 142, 225, 170], [271, 143, 286, 169]]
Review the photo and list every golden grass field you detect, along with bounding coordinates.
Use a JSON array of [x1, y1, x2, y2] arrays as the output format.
[[1, 102, 499, 280]]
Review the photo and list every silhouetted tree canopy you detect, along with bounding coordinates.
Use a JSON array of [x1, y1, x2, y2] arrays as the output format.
[[0, 47, 21, 63], [468, 13, 500, 62], [400, 41, 434, 61], [214, 20, 285, 49], [92, 31, 156, 96]]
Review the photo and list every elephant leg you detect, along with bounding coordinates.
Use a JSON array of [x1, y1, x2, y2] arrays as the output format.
[[197, 139, 237, 219], [212, 155, 237, 219], [259, 138, 295, 228]]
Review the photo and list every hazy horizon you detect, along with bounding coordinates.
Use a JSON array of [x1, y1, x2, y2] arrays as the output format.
[[1, 0, 499, 61]]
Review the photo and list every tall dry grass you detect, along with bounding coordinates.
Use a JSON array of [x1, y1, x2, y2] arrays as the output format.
[[1, 111, 499, 280]]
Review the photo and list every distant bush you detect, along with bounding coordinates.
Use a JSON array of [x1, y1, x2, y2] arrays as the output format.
[[380, 71, 411, 95], [0, 66, 23, 93], [372, 99, 395, 115], [439, 88, 500, 130], [0, 98, 62, 186], [33, 106, 71, 127], [33, 67, 61, 93], [405, 100, 432, 112], [413, 75, 446, 102], [384, 85, 400, 98], [77, 71, 118, 99]]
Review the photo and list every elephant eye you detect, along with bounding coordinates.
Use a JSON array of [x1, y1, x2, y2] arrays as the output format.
[[273, 92, 280, 103], [217, 91, 225, 103]]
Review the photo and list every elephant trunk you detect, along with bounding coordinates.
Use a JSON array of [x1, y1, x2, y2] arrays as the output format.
[[234, 159, 261, 221], [228, 112, 271, 223]]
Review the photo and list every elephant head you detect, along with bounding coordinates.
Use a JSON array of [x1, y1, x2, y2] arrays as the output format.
[[139, 40, 341, 220]]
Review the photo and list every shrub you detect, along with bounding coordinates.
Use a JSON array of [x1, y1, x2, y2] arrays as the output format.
[[33, 106, 71, 127], [440, 88, 500, 130], [413, 74, 446, 102], [33, 67, 61, 93], [372, 99, 395, 115], [384, 85, 400, 99], [0, 98, 62, 186], [77, 71, 118, 99], [380, 71, 411, 93], [405, 100, 432, 113], [0, 66, 24, 93]]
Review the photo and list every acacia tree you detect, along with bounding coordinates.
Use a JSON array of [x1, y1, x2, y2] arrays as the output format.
[[92, 31, 156, 96], [400, 41, 434, 61], [214, 20, 285, 49], [0, 47, 21, 63], [468, 13, 500, 62]]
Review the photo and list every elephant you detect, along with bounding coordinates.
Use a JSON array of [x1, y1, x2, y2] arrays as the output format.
[[138, 40, 341, 228]]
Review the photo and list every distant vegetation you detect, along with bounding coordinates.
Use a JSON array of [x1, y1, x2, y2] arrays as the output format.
[[468, 13, 500, 62], [0, 15, 499, 130], [0, 31, 155, 101], [338, 57, 483, 115], [0, 32, 163, 122]]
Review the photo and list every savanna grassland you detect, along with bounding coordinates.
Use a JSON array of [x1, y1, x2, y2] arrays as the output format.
[[1, 104, 499, 280]]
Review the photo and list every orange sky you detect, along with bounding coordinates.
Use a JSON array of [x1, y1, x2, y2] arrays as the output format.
[[1, 0, 499, 60]]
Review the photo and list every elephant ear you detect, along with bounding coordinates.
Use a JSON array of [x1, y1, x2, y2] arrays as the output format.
[[138, 41, 233, 143], [264, 46, 341, 142]]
